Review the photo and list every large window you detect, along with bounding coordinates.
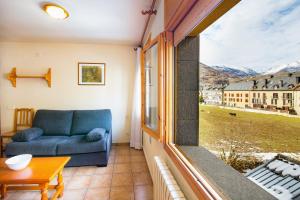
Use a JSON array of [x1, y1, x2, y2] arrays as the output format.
[[173, 0, 300, 174], [164, 0, 300, 199]]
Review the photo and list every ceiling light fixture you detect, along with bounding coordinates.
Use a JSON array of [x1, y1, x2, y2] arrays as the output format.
[[43, 3, 69, 19]]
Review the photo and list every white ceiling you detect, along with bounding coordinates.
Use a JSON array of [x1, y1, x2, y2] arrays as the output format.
[[0, 0, 152, 45]]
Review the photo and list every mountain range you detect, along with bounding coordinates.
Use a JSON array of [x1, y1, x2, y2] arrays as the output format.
[[264, 60, 300, 74], [200, 60, 300, 89]]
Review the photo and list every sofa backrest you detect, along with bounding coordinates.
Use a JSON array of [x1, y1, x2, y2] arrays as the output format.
[[33, 110, 74, 136], [70, 109, 112, 135]]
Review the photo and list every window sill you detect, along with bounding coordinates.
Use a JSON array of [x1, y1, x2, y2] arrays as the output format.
[[179, 146, 276, 200]]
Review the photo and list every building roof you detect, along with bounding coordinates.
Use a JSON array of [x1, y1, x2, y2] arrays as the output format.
[[224, 72, 300, 91], [245, 154, 300, 200]]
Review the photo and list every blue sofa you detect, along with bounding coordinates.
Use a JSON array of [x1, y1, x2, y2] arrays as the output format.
[[5, 109, 112, 167]]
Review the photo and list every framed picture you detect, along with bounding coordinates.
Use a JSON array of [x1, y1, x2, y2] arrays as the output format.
[[78, 63, 106, 85]]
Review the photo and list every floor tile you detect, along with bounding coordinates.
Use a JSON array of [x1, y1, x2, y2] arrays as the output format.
[[130, 149, 144, 156], [114, 145, 130, 149], [95, 164, 114, 175], [113, 163, 132, 173], [131, 155, 146, 163], [89, 174, 112, 188], [67, 176, 92, 189], [110, 186, 134, 200], [111, 173, 133, 187], [60, 189, 87, 200], [63, 167, 78, 177], [135, 185, 153, 200], [74, 166, 96, 176], [133, 172, 153, 186], [131, 163, 149, 173], [115, 155, 131, 163], [6, 191, 39, 200], [108, 154, 116, 164], [116, 148, 130, 155], [84, 187, 110, 200]]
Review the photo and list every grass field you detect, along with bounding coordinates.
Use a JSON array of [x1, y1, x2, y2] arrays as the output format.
[[199, 105, 300, 153]]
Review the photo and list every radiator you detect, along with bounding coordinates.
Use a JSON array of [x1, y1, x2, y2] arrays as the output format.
[[153, 156, 186, 200]]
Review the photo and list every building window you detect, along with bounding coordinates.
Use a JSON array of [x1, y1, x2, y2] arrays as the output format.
[[245, 94, 249, 97], [273, 93, 278, 99], [253, 93, 256, 98], [263, 99, 266, 104]]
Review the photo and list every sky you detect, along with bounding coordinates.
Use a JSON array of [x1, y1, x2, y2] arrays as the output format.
[[199, 0, 300, 73]]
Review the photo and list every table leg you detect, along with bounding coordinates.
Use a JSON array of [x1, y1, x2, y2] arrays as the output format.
[[1, 184, 7, 200], [57, 170, 64, 198], [40, 183, 49, 200]]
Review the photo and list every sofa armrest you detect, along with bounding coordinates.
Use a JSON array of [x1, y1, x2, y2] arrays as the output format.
[[105, 129, 112, 161]]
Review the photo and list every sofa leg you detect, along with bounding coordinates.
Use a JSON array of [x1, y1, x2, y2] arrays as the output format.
[[97, 164, 107, 167]]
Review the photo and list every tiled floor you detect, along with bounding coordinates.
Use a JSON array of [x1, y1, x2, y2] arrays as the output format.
[[5, 145, 153, 200]]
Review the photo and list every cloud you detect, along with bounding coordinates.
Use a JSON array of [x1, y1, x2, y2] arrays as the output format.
[[199, 0, 300, 72]]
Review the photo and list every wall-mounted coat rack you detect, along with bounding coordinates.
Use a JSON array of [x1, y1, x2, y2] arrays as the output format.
[[7, 67, 52, 88]]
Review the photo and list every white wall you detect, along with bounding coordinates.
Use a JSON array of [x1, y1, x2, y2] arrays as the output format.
[[0, 42, 135, 143], [142, 0, 198, 199]]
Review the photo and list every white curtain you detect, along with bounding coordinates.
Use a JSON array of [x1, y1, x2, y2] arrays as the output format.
[[130, 47, 142, 149]]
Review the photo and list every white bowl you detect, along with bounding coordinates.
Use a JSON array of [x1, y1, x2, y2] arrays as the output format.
[[5, 154, 32, 171]]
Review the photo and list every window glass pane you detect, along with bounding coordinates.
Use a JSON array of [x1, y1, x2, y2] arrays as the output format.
[[175, 0, 300, 175], [144, 44, 158, 130]]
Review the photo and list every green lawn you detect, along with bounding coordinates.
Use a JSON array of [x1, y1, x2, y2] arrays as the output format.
[[199, 105, 300, 153]]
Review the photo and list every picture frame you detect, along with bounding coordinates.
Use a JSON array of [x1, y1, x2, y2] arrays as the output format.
[[78, 63, 106, 85]]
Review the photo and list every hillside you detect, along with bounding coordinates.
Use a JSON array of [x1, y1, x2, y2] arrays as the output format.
[[199, 63, 255, 89], [264, 60, 300, 75]]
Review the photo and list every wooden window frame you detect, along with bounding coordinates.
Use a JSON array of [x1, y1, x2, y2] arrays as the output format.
[[161, 0, 241, 199], [160, 31, 223, 200], [141, 34, 165, 141]]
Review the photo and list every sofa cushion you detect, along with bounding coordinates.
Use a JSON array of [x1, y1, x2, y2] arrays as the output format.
[[86, 128, 106, 142], [57, 135, 107, 155], [71, 110, 112, 135], [12, 127, 43, 142], [6, 136, 69, 156], [33, 110, 74, 136]]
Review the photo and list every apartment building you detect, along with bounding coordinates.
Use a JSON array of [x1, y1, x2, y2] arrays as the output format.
[[223, 73, 300, 115], [201, 86, 224, 105]]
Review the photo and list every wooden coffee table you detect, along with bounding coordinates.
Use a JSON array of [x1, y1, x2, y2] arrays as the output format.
[[0, 157, 70, 200]]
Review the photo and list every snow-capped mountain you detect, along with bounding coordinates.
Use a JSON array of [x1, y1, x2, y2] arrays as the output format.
[[264, 60, 300, 74], [199, 63, 258, 89], [211, 65, 258, 77]]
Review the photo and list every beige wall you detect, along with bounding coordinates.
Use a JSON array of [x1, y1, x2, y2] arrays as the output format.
[[142, 0, 198, 199], [294, 90, 300, 115], [224, 91, 251, 108], [0, 42, 135, 143], [224, 90, 296, 111]]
